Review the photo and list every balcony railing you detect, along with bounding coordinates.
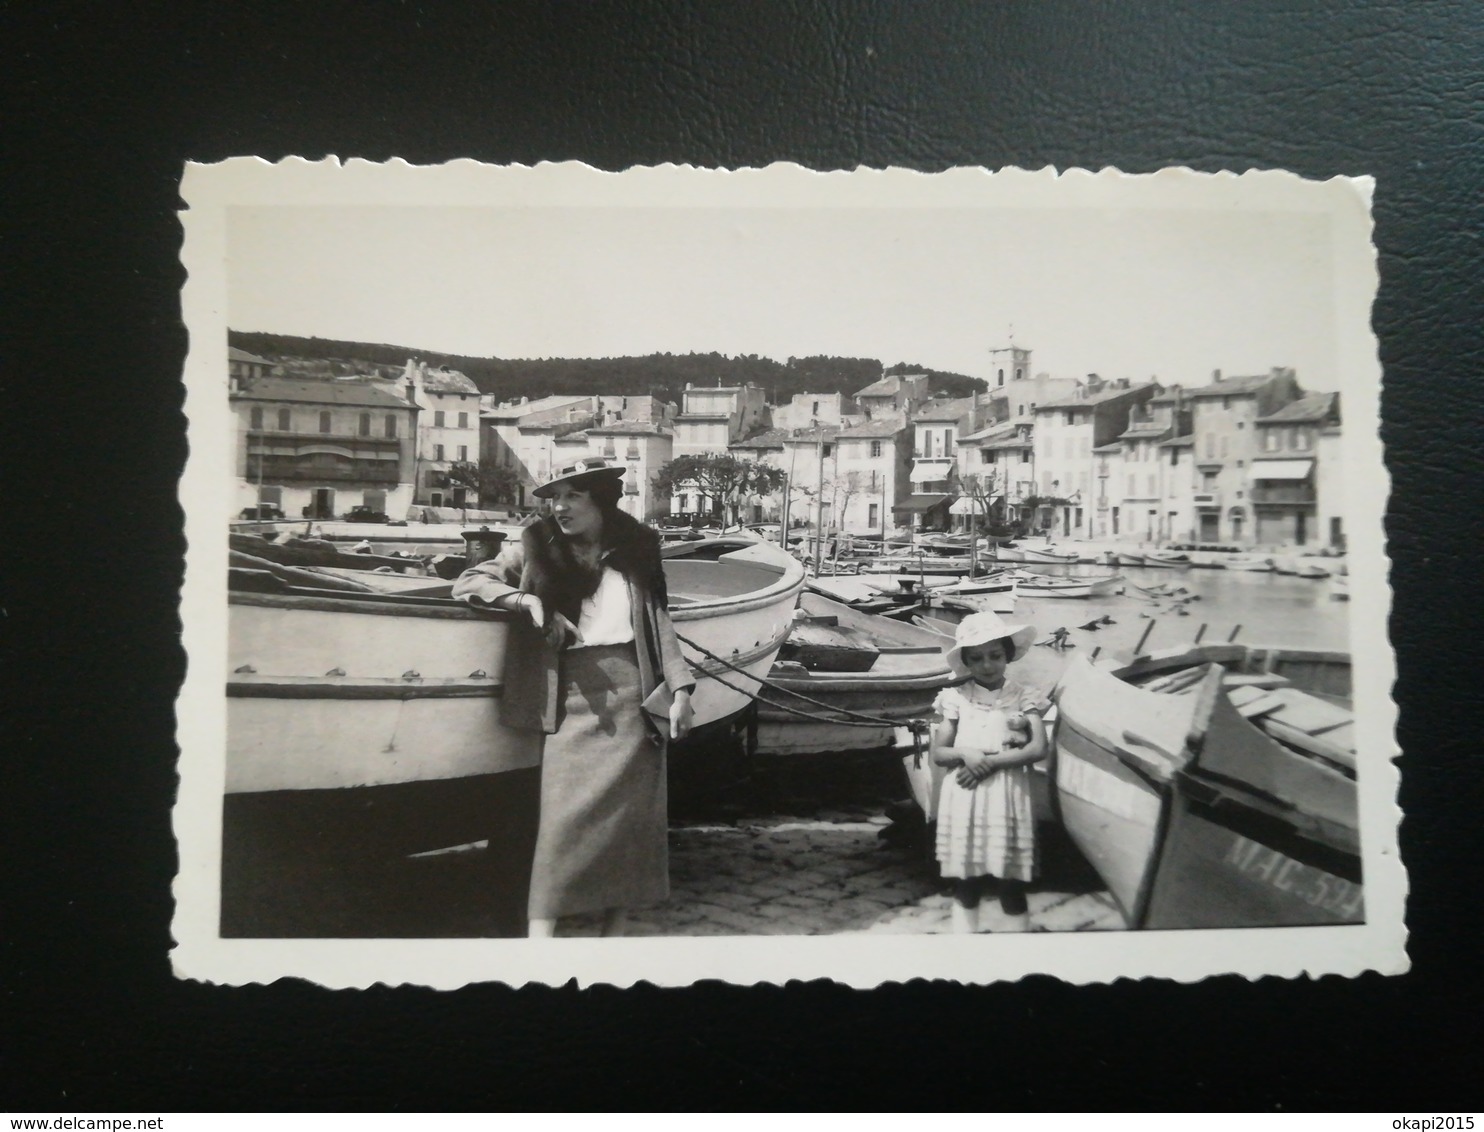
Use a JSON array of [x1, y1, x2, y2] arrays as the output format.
[[248, 458, 402, 485], [1250, 485, 1315, 506]]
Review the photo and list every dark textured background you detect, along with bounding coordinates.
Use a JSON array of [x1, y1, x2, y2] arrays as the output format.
[[5, 0, 1481, 1111]]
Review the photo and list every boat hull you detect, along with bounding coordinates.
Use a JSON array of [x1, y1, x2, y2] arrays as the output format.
[[756, 591, 954, 755], [227, 545, 805, 795], [1051, 646, 1359, 929], [1019, 547, 1082, 565], [1012, 572, 1122, 599]]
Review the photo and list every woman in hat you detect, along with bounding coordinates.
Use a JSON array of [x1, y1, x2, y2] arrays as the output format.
[[933, 611, 1051, 933], [452, 457, 695, 937]]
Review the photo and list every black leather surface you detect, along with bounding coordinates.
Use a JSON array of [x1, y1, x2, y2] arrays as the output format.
[[6, 0, 1481, 1110]]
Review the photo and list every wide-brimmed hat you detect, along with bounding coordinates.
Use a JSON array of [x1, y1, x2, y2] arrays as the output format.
[[532, 455, 627, 499], [945, 610, 1037, 675]]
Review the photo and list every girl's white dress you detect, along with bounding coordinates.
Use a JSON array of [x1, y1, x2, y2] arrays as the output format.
[[934, 677, 1050, 882]]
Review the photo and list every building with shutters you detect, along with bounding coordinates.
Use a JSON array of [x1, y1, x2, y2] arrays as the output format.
[[229, 373, 418, 520], [387, 360, 483, 508], [832, 418, 912, 536], [852, 372, 931, 420], [1251, 391, 1342, 548], [1032, 377, 1158, 537], [480, 395, 599, 508], [1184, 367, 1303, 544]]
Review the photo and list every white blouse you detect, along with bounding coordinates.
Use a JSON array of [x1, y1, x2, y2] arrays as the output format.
[[573, 566, 636, 648]]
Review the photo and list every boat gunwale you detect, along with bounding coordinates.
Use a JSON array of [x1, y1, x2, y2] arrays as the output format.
[[229, 674, 501, 699], [228, 550, 806, 624]]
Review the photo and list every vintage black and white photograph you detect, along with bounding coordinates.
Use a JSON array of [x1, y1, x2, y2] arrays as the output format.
[[173, 161, 1402, 988]]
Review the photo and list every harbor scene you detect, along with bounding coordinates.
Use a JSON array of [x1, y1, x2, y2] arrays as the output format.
[[184, 167, 1386, 974], [225, 510, 1356, 938]]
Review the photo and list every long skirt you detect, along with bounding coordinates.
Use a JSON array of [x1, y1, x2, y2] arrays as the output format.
[[527, 643, 669, 919], [935, 764, 1037, 883]]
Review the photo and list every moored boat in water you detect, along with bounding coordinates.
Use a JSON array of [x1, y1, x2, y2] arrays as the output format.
[[755, 592, 955, 755], [1223, 554, 1276, 572], [1142, 550, 1191, 569], [1050, 643, 1359, 930], [1018, 545, 1082, 565], [1010, 571, 1123, 599]]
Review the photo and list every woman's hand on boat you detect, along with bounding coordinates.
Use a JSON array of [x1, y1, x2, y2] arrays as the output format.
[[669, 688, 694, 740], [545, 612, 583, 650]]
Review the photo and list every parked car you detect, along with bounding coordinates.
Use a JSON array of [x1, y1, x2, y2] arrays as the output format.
[[239, 505, 284, 520], [343, 505, 390, 523]]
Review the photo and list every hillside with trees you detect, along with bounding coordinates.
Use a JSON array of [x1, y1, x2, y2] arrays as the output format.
[[227, 331, 986, 404]]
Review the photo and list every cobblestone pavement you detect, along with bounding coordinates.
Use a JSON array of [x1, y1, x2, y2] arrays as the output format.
[[560, 749, 1126, 937]]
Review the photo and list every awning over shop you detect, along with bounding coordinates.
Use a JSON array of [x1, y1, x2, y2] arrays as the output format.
[[909, 460, 955, 484], [1251, 458, 1315, 481], [949, 495, 1002, 515], [892, 493, 952, 514]]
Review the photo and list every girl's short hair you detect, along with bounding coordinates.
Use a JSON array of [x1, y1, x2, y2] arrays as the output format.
[[1000, 638, 1018, 663]]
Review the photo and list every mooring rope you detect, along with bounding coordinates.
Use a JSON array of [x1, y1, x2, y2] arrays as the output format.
[[673, 629, 934, 761]]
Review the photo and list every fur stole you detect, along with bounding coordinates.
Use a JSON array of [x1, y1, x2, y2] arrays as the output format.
[[520, 510, 668, 625]]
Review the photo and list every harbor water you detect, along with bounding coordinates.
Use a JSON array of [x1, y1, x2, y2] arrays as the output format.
[[988, 560, 1350, 694]]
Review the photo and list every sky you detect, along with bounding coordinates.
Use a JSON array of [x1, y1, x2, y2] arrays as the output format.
[[228, 203, 1341, 391]]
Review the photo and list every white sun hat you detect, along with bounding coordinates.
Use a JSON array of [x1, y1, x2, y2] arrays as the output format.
[[945, 610, 1037, 676]]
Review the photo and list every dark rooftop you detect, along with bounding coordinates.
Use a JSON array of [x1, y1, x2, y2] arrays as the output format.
[[232, 377, 411, 410], [1037, 382, 1156, 411], [229, 346, 274, 366], [1257, 391, 1339, 424], [1184, 373, 1285, 398], [835, 419, 906, 439], [729, 428, 792, 449]]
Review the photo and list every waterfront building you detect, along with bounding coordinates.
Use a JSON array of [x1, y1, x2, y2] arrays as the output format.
[[852, 372, 931, 420], [229, 374, 418, 519], [390, 360, 482, 508], [228, 346, 276, 384], [672, 383, 769, 458], [1110, 387, 1193, 543], [902, 394, 993, 532], [984, 347, 1080, 421], [780, 425, 842, 533], [1158, 435, 1198, 543], [1033, 377, 1158, 537], [1251, 391, 1342, 548], [595, 394, 675, 427], [770, 391, 862, 432], [831, 418, 911, 536], [1315, 397, 1346, 551], [956, 419, 1035, 530], [555, 418, 676, 519], [726, 428, 792, 523], [1185, 367, 1303, 544], [479, 395, 598, 507]]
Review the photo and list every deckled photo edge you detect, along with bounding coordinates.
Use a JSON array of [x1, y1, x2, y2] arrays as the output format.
[[171, 161, 1405, 989]]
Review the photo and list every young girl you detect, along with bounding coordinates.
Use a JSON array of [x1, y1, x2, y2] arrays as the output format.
[[933, 611, 1050, 933]]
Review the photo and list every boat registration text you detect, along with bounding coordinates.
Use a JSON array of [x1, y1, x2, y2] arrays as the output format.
[[1224, 834, 1364, 919]]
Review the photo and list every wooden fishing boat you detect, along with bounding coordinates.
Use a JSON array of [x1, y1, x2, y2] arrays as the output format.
[[1142, 551, 1191, 569], [1223, 554, 1275, 572], [756, 592, 955, 756], [1011, 571, 1123, 599], [1114, 551, 1147, 568], [1018, 545, 1082, 565], [227, 539, 803, 799], [1051, 643, 1360, 930], [859, 555, 983, 577]]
